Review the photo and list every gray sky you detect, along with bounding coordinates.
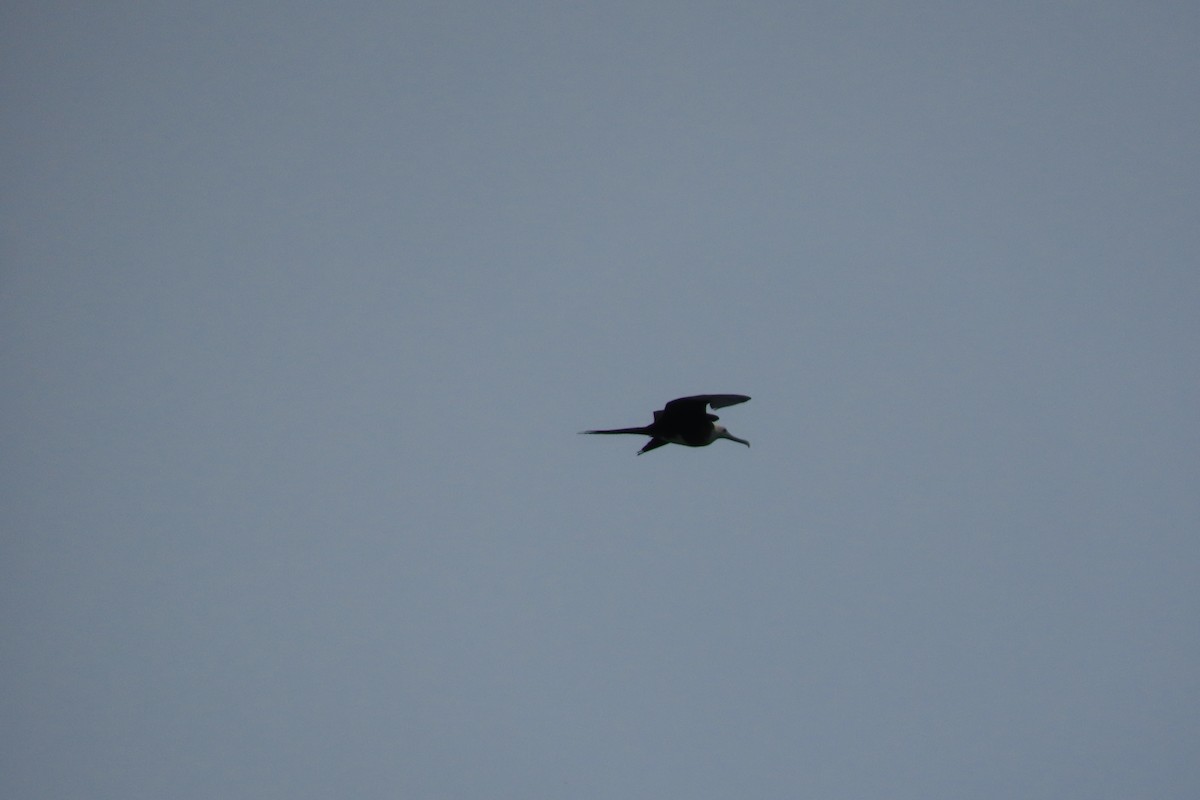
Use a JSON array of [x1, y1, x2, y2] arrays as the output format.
[[3, 2, 1198, 798]]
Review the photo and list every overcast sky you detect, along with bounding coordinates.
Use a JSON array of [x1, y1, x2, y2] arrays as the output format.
[[3, 3, 1198, 799]]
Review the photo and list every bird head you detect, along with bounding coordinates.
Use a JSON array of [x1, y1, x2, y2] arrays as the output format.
[[713, 424, 750, 448]]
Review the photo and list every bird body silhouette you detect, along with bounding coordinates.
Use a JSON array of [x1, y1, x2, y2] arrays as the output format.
[[583, 394, 751, 455]]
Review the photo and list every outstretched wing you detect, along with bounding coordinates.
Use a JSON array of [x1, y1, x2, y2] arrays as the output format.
[[663, 394, 751, 418]]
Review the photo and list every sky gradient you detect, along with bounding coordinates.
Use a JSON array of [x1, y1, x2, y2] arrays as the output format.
[[3, 3, 1198, 798]]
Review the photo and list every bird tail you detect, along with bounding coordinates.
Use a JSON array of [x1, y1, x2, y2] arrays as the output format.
[[580, 426, 653, 436]]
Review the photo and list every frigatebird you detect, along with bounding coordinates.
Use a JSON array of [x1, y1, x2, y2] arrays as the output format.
[[582, 394, 751, 455]]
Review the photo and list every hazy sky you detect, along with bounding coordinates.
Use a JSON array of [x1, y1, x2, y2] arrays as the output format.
[[3, 3, 1198, 799]]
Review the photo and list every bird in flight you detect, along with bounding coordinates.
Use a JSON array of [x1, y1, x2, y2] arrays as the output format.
[[582, 394, 751, 455]]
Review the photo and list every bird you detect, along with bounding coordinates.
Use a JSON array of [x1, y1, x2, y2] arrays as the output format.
[[582, 394, 751, 455]]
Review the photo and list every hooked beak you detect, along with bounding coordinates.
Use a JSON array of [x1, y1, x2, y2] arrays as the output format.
[[723, 431, 750, 448]]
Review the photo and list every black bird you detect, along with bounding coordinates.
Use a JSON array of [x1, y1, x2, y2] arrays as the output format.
[[582, 394, 751, 455]]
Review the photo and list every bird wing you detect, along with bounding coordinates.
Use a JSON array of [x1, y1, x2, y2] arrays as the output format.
[[663, 394, 750, 417], [636, 438, 669, 455]]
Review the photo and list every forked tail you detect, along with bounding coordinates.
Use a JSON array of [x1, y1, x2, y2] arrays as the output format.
[[580, 426, 653, 436]]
